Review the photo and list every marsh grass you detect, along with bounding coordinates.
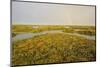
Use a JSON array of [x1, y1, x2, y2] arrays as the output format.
[[12, 25, 95, 36], [12, 33, 96, 66]]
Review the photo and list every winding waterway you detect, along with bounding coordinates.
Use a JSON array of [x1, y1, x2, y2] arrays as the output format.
[[12, 30, 95, 41]]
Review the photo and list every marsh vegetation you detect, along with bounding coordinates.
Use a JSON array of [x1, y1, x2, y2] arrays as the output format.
[[12, 25, 96, 66]]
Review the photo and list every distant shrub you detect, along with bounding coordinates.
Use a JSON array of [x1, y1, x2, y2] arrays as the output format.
[[75, 30, 95, 36], [63, 28, 74, 33], [12, 33, 17, 37]]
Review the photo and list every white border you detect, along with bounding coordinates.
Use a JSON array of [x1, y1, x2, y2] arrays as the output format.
[[0, 0, 100, 67]]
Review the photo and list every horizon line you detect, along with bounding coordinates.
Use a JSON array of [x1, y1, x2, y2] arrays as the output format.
[[12, 24, 95, 26]]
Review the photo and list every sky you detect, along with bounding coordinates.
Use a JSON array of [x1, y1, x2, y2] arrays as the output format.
[[12, 1, 95, 26]]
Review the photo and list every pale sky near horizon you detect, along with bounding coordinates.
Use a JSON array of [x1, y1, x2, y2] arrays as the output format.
[[12, 1, 95, 26]]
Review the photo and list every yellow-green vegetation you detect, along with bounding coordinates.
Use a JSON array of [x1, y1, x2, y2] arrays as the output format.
[[12, 25, 95, 36], [74, 30, 95, 36], [63, 28, 95, 36], [12, 25, 65, 33], [12, 33, 96, 66], [12, 33, 17, 37], [73, 26, 96, 36], [63, 28, 74, 33], [12, 25, 96, 66]]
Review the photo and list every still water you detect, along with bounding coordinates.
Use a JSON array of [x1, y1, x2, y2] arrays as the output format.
[[12, 30, 95, 41]]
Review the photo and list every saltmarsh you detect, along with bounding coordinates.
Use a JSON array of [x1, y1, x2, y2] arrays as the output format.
[[12, 33, 96, 65]]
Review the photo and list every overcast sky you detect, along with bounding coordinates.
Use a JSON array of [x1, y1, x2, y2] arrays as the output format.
[[12, 1, 95, 26]]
